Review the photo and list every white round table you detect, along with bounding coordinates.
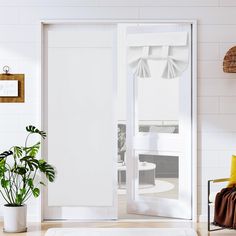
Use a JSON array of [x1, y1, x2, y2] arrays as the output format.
[[117, 161, 156, 187]]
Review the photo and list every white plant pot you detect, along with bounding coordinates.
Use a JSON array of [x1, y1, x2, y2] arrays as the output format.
[[3, 204, 27, 233]]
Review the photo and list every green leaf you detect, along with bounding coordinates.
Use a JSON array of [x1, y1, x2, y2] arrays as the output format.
[[0, 151, 13, 159], [38, 159, 46, 165], [28, 162, 34, 171], [19, 188, 26, 195], [13, 166, 28, 175], [0, 158, 5, 165], [32, 188, 40, 198], [20, 156, 39, 171], [26, 125, 46, 139], [39, 181, 46, 186], [23, 142, 41, 157], [16, 194, 23, 205], [1, 179, 9, 188], [0, 171, 4, 178], [0, 159, 6, 176], [27, 178, 34, 189], [38, 160, 56, 182], [13, 146, 23, 158]]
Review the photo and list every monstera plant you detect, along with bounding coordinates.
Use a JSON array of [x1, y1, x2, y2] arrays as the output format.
[[0, 125, 55, 233]]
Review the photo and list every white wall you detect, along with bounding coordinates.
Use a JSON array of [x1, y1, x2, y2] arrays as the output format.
[[0, 0, 235, 221]]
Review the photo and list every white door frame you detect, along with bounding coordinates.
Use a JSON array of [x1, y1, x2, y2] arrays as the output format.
[[39, 20, 197, 222]]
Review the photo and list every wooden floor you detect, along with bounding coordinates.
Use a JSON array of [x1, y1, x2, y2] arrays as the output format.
[[1, 221, 236, 236]]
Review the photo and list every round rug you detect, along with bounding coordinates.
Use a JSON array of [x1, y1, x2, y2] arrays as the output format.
[[117, 179, 175, 195]]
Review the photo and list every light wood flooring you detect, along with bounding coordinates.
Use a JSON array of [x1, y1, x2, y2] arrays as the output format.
[[1, 221, 236, 236]]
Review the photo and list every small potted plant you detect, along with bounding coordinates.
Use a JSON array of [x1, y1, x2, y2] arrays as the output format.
[[0, 125, 55, 233]]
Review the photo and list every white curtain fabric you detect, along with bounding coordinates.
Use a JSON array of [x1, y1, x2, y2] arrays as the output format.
[[128, 32, 189, 79], [131, 46, 151, 78]]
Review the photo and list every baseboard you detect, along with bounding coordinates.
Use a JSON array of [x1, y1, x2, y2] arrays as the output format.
[[27, 214, 42, 222]]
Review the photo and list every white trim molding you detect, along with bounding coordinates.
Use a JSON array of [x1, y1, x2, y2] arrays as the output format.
[[39, 19, 197, 222]]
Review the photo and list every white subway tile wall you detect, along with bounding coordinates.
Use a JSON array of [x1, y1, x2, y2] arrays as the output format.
[[0, 0, 235, 222]]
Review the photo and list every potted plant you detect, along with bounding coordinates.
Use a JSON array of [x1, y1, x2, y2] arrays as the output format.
[[0, 125, 55, 233]]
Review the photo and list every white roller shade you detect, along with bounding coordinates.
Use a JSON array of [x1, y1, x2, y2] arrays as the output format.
[[128, 32, 189, 79]]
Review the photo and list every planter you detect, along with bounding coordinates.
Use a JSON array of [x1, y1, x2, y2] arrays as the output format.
[[3, 204, 27, 233]]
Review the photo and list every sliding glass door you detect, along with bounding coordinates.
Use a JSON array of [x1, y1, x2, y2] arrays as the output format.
[[42, 21, 195, 220], [125, 23, 193, 219]]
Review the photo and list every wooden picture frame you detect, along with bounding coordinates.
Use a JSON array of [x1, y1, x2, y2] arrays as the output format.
[[0, 74, 24, 103]]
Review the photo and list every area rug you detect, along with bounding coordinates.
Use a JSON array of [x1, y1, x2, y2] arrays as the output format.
[[118, 179, 175, 195], [45, 228, 197, 236]]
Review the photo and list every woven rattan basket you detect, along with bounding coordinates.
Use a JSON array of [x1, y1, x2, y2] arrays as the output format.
[[223, 46, 236, 73]]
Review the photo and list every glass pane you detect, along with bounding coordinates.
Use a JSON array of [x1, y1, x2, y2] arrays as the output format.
[[138, 154, 179, 200], [118, 124, 126, 163], [137, 58, 179, 134], [117, 124, 127, 188]]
